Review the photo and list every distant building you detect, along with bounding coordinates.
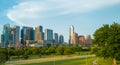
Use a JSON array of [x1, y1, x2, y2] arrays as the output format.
[[11, 26, 20, 47], [1, 24, 11, 48], [54, 33, 58, 44], [0, 43, 1, 48], [29, 43, 43, 47], [21, 26, 34, 46], [85, 35, 92, 46], [1, 24, 21, 48], [69, 25, 78, 45], [69, 25, 92, 46], [72, 33, 78, 45], [35, 26, 44, 44], [59, 35, 64, 44], [78, 36, 85, 46], [44, 29, 53, 46], [69, 25, 74, 44], [26, 40, 35, 47], [1, 34, 4, 48]]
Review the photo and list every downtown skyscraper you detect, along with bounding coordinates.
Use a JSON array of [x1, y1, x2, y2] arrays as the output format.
[[35, 26, 44, 44], [69, 25, 78, 45], [11, 26, 20, 47], [21, 26, 34, 46], [44, 29, 53, 46], [1, 24, 11, 48], [59, 35, 64, 44], [54, 33, 58, 44], [1, 24, 20, 48]]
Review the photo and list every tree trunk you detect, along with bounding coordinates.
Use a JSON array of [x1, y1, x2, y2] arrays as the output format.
[[113, 58, 117, 65]]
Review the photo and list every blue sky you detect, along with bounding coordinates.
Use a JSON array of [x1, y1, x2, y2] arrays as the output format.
[[0, 0, 120, 42]]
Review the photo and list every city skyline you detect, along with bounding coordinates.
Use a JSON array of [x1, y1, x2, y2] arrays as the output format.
[[0, 24, 91, 43], [0, 23, 65, 48], [0, 23, 91, 48], [0, 0, 120, 42]]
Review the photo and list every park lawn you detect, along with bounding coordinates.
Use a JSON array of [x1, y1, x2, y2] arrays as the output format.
[[20, 57, 117, 65], [20, 57, 93, 65]]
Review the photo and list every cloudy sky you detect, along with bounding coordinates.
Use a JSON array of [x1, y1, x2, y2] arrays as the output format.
[[0, 0, 120, 42]]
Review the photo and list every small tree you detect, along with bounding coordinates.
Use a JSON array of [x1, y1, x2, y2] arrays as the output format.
[[22, 53, 29, 59], [90, 47, 100, 54], [47, 45, 55, 54], [71, 46, 82, 52], [64, 46, 73, 55], [56, 46, 65, 55], [15, 48, 24, 59], [41, 47, 48, 55], [30, 48, 39, 55], [0, 54, 7, 64], [0, 48, 8, 64]]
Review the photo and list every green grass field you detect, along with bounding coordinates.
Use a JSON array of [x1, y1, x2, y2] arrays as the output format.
[[20, 57, 93, 65], [20, 57, 116, 65]]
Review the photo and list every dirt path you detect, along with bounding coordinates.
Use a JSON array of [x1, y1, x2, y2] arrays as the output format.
[[6, 55, 95, 65]]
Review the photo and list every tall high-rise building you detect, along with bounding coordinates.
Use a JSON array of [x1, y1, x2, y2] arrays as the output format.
[[1, 34, 4, 48], [69, 25, 74, 44], [70, 25, 74, 36], [44, 29, 53, 44], [2, 24, 11, 48], [59, 35, 64, 44], [11, 26, 20, 45], [21, 26, 34, 45], [35, 26, 44, 44], [69, 25, 78, 45], [72, 33, 78, 44], [85, 35, 92, 46], [54, 33, 58, 44]]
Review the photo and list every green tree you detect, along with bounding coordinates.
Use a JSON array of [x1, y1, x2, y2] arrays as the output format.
[[93, 22, 120, 65], [15, 48, 24, 59], [30, 48, 39, 55], [56, 46, 65, 55], [41, 47, 48, 55], [0, 54, 7, 64], [71, 46, 82, 52], [64, 46, 73, 55], [90, 47, 100, 54], [0, 48, 8, 64], [22, 52, 29, 59], [9, 48, 15, 56], [46, 45, 55, 54]]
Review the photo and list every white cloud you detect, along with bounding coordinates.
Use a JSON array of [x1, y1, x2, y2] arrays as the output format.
[[7, 0, 120, 26]]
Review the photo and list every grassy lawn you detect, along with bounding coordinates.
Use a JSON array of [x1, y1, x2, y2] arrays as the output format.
[[20, 57, 93, 65], [19, 57, 117, 65], [4, 51, 120, 65]]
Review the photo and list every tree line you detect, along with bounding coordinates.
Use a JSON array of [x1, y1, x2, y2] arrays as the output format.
[[0, 45, 90, 64]]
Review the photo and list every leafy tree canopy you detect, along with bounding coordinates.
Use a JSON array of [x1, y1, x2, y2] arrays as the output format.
[[93, 22, 120, 65]]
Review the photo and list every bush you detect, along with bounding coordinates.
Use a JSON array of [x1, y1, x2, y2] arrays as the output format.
[[91, 47, 100, 54], [56, 46, 65, 55], [22, 54, 29, 59], [41, 47, 48, 55], [46, 45, 55, 55], [71, 46, 82, 52], [0, 54, 7, 63], [0, 48, 8, 64], [82, 47, 91, 51], [64, 47, 74, 55], [39, 54, 42, 57]]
